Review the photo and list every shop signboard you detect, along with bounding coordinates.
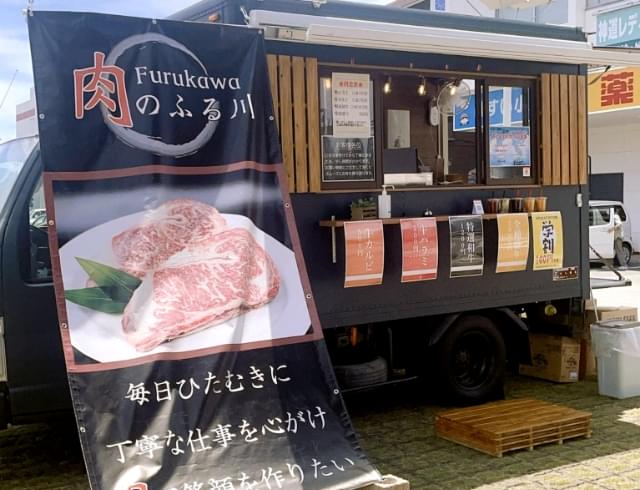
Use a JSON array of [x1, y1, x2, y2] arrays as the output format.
[[400, 218, 438, 282], [532, 212, 564, 271], [596, 5, 640, 47], [29, 11, 379, 489], [344, 220, 384, 287], [449, 215, 484, 278], [588, 67, 640, 113], [496, 214, 530, 273]]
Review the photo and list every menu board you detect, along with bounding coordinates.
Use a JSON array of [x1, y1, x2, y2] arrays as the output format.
[[449, 216, 484, 278], [496, 214, 530, 273], [322, 136, 375, 182], [532, 212, 564, 271], [331, 73, 371, 138], [400, 218, 438, 282], [344, 220, 384, 288]]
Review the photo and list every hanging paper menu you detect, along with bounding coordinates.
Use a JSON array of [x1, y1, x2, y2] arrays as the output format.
[[532, 212, 564, 270], [344, 220, 384, 287], [331, 73, 371, 138], [496, 214, 530, 273], [400, 218, 438, 282], [449, 216, 484, 278]]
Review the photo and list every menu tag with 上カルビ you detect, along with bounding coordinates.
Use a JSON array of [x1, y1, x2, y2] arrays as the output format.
[[532, 211, 564, 271], [344, 220, 384, 287], [400, 218, 438, 282], [496, 214, 530, 273]]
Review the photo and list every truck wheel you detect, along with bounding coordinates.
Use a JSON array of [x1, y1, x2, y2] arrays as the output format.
[[333, 356, 388, 389], [434, 315, 506, 404]]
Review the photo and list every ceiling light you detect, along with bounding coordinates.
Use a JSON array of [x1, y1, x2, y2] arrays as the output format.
[[383, 76, 392, 94], [418, 77, 427, 96]]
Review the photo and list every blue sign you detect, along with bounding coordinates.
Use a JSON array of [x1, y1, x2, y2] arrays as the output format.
[[597, 5, 640, 47], [454, 87, 523, 131], [434, 0, 446, 12], [511, 87, 523, 124]]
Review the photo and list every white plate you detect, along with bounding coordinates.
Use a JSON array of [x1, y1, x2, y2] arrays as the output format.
[[59, 211, 311, 363]]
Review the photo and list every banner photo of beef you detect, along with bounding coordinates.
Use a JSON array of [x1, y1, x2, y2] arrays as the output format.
[[57, 192, 310, 362], [29, 10, 380, 490]]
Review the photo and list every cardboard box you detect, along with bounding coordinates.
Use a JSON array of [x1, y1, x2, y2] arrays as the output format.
[[579, 339, 597, 381], [572, 301, 637, 340], [519, 333, 580, 383]]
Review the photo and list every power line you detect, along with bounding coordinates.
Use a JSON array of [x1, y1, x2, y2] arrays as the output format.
[[0, 70, 19, 112]]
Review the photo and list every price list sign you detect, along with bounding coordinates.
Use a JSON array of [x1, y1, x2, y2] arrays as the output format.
[[400, 218, 438, 282], [331, 73, 371, 138], [449, 216, 484, 278], [532, 211, 564, 271], [496, 214, 530, 273], [344, 220, 384, 288]]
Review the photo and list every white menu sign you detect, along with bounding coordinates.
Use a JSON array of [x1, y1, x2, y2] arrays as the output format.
[[332, 73, 371, 138]]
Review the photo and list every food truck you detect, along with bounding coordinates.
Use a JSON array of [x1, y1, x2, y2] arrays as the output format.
[[2, 0, 640, 428]]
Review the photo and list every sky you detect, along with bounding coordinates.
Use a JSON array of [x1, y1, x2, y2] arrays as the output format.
[[0, 0, 207, 142]]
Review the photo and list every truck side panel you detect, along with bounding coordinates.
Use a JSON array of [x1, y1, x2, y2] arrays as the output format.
[[292, 185, 588, 328]]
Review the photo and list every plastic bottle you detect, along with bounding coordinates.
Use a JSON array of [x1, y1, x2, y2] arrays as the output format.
[[378, 185, 394, 218]]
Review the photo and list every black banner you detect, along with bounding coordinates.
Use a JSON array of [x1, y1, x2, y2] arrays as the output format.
[[29, 11, 379, 489]]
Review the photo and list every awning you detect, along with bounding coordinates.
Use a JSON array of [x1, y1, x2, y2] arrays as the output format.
[[250, 10, 640, 67]]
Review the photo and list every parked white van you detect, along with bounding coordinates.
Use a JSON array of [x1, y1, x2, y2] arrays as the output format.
[[589, 200, 635, 265]]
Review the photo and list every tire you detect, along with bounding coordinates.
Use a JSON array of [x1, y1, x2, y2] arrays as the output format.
[[333, 356, 388, 389], [434, 315, 506, 404], [614, 242, 632, 267]]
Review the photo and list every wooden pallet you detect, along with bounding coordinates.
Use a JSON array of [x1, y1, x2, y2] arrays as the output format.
[[435, 398, 591, 457]]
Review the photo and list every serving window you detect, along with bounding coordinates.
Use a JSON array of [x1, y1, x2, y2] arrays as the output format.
[[317, 68, 537, 190]]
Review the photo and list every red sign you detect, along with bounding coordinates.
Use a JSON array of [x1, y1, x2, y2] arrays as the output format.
[[601, 71, 634, 107], [74, 51, 133, 127], [400, 218, 438, 282], [344, 220, 384, 288]]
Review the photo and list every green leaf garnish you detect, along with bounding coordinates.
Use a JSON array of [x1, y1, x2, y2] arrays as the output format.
[[64, 287, 128, 314], [75, 258, 141, 303]]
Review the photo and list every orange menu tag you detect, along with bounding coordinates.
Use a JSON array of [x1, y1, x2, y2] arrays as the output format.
[[344, 220, 384, 288], [496, 214, 530, 273], [400, 218, 438, 282]]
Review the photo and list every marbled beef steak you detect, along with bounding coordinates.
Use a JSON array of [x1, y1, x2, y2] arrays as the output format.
[[122, 227, 280, 352], [112, 199, 228, 277]]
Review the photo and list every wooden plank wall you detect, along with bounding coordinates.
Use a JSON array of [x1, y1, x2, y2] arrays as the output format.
[[540, 73, 587, 186], [267, 55, 321, 193]]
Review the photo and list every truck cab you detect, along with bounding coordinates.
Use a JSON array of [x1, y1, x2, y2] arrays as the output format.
[[0, 137, 68, 428]]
